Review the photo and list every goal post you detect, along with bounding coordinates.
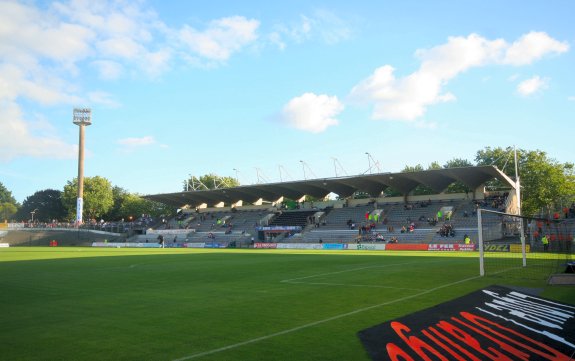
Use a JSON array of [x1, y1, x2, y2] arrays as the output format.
[[478, 208, 526, 276], [477, 208, 573, 279]]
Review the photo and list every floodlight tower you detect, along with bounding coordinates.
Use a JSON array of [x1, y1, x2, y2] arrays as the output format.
[[73, 108, 92, 225]]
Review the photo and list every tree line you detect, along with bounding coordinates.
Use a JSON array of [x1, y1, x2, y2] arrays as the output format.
[[1, 146, 573, 222], [0, 177, 172, 223], [395, 147, 574, 217]]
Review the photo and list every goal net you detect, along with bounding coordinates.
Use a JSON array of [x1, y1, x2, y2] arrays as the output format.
[[478, 209, 574, 279]]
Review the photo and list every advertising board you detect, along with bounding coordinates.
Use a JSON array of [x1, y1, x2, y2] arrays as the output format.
[[484, 244, 510, 252], [254, 243, 278, 249], [276, 243, 323, 250], [322, 243, 347, 250], [183, 243, 205, 248], [385, 244, 428, 251], [348, 244, 387, 251]]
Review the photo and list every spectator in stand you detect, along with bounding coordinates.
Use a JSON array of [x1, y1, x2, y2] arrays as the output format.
[[542, 234, 549, 252]]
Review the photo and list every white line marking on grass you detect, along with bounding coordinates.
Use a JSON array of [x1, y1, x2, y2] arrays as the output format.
[[171, 274, 482, 361], [280, 261, 433, 283], [283, 280, 426, 291]]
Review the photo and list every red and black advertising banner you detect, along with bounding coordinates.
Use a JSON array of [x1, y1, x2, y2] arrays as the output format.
[[358, 285, 575, 360]]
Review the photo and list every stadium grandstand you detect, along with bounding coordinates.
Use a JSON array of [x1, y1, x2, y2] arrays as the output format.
[[138, 165, 530, 248]]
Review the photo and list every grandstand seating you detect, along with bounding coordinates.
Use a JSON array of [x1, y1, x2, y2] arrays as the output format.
[[268, 210, 316, 228], [147, 194, 511, 245]]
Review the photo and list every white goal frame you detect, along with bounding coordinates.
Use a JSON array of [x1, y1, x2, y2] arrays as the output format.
[[478, 208, 527, 276]]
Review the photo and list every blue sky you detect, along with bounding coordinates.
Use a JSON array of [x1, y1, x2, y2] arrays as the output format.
[[1, 0, 574, 203]]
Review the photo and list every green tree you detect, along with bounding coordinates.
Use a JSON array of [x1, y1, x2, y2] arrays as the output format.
[[516, 150, 574, 216], [475, 146, 517, 191], [185, 173, 239, 191], [0, 182, 17, 205], [402, 164, 435, 195], [104, 186, 130, 221], [475, 147, 575, 216], [119, 193, 173, 220], [62, 176, 114, 221], [0, 202, 18, 221], [444, 158, 473, 169], [0, 182, 19, 221], [444, 158, 473, 194], [14, 189, 67, 222], [382, 187, 402, 197], [402, 164, 424, 173]]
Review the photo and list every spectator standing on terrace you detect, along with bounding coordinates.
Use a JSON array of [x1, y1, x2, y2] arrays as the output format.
[[542, 235, 549, 252]]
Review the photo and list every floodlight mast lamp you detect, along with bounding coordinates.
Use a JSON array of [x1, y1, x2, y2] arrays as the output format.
[[73, 108, 92, 225]]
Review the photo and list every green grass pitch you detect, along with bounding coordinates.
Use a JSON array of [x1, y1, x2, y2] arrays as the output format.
[[0, 247, 573, 361]]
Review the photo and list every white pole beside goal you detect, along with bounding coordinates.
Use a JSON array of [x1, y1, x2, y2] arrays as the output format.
[[478, 208, 485, 276]]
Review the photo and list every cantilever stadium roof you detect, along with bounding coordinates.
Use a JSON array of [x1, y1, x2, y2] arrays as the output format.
[[144, 165, 516, 208]]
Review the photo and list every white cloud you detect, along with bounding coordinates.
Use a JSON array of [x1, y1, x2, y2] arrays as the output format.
[[281, 93, 344, 133], [312, 9, 352, 44], [503, 31, 569, 65], [0, 1, 175, 162], [268, 32, 286, 51], [0, 2, 95, 65], [568, 96, 575, 101], [0, 100, 77, 161], [271, 10, 351, 49], [0, 63, 82, 105], [117, 136, 157, 146], [178, 16, 259, 62], [91, 60, 123, 80], [517, 76, 548, 96], [413, 120, 438, 129], [88, 91, 121, 108], [350, 32, 568, 122]]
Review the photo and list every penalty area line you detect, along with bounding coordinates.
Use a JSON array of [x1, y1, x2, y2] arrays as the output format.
[[280, 260, 442, 283], [171, 274, 482, 361], [282, 280, 427, 291]]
